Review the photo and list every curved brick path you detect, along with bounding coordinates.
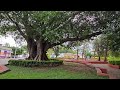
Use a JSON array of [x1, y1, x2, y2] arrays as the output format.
[[64, 59, 120, 79], [91, 64, 120, 79], [0, 59, 10, 74], [0, 65, 10, 74]]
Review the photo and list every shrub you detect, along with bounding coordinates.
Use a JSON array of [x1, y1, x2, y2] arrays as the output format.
[[108, 56, 120, 65], [108, 56, 120, 61], [109, 61, 120, 65], [8, 60, 63, 67]]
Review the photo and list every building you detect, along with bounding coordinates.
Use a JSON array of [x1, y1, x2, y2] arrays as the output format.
[[0, 44, 12, 58]]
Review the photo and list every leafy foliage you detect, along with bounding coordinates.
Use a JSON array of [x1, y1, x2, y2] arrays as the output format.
[[93, 35, 109, 56], [1, 11, 119, 44], [52, 46, 60, 58], [107, 28, 120, 52], [1, 11, 120, 60], [11, 46, 27, 55]]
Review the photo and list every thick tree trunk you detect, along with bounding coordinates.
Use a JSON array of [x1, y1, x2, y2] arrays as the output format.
[[34, 39, 49, 61], [27, 38, 37, 60], [98, 56, 101, 61], [76, 48, 79, 60], [41, 50, 48, 60]]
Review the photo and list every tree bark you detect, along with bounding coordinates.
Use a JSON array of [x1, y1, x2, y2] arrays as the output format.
[[34, 39, 49, 61], [27, 38, 37, 60], [98, 56, 101, 61], [76, 48, 79, 60]]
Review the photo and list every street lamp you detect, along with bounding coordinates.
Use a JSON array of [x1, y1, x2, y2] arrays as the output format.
[[104, 48, 107, 62], [14, 43, 17, 59]]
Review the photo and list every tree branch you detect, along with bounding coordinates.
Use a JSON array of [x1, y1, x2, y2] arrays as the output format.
[[54, 11, 81, 30], [5, 13, 27, 40], [50, 31, 103, 48]]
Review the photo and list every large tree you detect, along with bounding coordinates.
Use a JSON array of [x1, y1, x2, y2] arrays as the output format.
[[0, 11, 120, 60], [93, 35, 109, 61]]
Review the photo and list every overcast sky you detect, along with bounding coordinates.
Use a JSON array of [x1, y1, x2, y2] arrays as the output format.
[[0, 35, 27, 47]]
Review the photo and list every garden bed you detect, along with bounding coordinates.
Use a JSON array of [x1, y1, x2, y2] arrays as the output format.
[[96, 67, 109, 77]]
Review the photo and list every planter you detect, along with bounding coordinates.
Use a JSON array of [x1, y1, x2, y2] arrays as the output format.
[[108, 64, 120, 69], [100, 68, 107, 73], [96, 67, 109, 77], [0, 65, 10, 74]]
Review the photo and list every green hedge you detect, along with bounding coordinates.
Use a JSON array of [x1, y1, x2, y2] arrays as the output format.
[[108, 57, 120, 61], [8, 60, 63, 67], [109, 61, 120, 65]]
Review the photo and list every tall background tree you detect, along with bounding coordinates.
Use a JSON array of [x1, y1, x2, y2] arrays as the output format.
[[93, 35, 109, 61], [52, 46, 60, 58]]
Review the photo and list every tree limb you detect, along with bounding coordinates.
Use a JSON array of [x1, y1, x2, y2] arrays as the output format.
[[5, 13, 27, 40], [54, 11, 81, 30], [50, 31, 103, 48]]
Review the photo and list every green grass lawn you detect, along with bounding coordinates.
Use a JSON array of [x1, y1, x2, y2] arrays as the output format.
[[0, 62, 108, 79]]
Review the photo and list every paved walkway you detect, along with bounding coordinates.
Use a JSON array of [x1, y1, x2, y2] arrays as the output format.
[[91, 64, 120, 79], [0, 65, 10, 74], [0, 59, 11, 73], [64, 59, 120, 79]]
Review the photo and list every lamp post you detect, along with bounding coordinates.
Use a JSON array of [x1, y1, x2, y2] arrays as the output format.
[[14, 43, 17, 59], [104, 48, 107, 62]]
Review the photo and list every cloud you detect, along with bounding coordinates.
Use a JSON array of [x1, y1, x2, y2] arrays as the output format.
[[0, 35, 16, 47]]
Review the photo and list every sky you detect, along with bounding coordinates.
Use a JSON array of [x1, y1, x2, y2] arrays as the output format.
[[0, 35, 94, 52], [0, 35, 24, 47]]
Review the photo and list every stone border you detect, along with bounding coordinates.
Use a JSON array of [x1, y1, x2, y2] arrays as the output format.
[[0, 65, 10, 74], [95, 67, 109, 77], [89, 61, 108, 64], [108, 64, 120, 69]]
